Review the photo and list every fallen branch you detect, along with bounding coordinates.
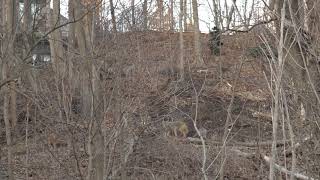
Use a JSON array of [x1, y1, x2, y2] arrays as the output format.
[[262, 154, 317, 180], [187, 137, 289, 147], [0, 77, 19, 90]]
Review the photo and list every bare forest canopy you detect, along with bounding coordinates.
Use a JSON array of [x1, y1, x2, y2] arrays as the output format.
[[1, 0, 320, 180]]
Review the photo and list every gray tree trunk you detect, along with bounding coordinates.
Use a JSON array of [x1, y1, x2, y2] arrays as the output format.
[[212, 0, 220, 28], [3, 1, 17, 179], [131, 0, 135, 30], [2, 62, 14, 180], [23, 0, 31, 32], [169, 0, 174, 31], [73, 2, 104, 179], [48, 0, 65, 75], [109, 0, 117, 32], [179, 0, 185, 79], [68, 0, 76, 48], [157, 0, 164, 30], [142, 0, 148, 30], [192, 0, 203, 65], [183, 0, 188, 31]]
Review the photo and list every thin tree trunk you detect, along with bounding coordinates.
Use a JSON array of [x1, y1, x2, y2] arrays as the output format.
[[2, 63, 14, 180], [49, 0, 65, 75], [6, 0, 17, 34], [169, 0, 174, 31], [179, 0, 184, 79], [9, 82, 17, 129], [142, 0, 148, 30], [68, 0, 76, 48], [212, 0, 219, 28], [23, 0, 38, 93], [192, 0, 203, 65], [73, 2, 104, 179], [226, 0, 236, 30], [157, 0, 164, 31], [109, 0, 117, 32], [183, 0, 187, 31], [23, 0, 31, 32], [131, 0, 135, 30], [3, 1, 17, 178]]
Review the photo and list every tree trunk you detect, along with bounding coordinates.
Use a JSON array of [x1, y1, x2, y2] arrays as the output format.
[[169, 0, 174, 31], [22, 0, 39, 93], [9, 82, 17, 129], [270, 0, 315, 179], [131, 0, 135, 30], [6, 0, 18, 34], [49, 0, 65, 75], [192, 0, 203, 65], [68, 0, 76, 48], [142, 0, 148, 30], [73, 2, 104, 180], [2, 62, 14, 180], [3, 1, 17, 178], [226, 0, 236, 30], [109, 0, 117, 32], [179, 0, 185, 79], [212, 0, 220, 28], [23, 0, 31, 32], [157, 0, 164, 31], [183, 0, 187, 31]]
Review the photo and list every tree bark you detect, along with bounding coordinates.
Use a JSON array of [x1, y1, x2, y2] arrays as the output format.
[[192, 0, 203, 65], [48, 0, 65, 75], [226, 0, 236, 30], [109, 0, 117, 32], [9, 82, 17, 129], [269, 0, 316, 179], [212, 0, 220, 28], [157, 0, 164, 31], [131, 0, 135, 30], [179, 0, 185, 79], [6, 0, 18, 34], [2, 62, 14, 180], [3, 2, 17, 178], [183, 0, 187, 31], [169, 0, 174, 31], [142, 0, 148, 30], [73, 2, 104, 180], [68, 0, 76, 48], [23, 0, 31, 32]]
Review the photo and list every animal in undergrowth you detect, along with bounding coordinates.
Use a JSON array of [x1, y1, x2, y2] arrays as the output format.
[[47, 133, 58, 148], [162, 120, 189, 138], [209, 26, 223, 55], [47, 133, 67, 148]]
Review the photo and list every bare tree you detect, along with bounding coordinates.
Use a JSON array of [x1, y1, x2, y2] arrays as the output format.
[[131, 0, 135, 30], [110, 0, 117, 32], [183, 0, 188, 30], [169, 0, 174, 31], [68, 0, 76, 48], [179, 0, 185, 79], [48, 0, 65, 75], [23, 0, 31, 32], [2, 1, 18, 178], [157, 0, 164, 30], [192, 0, 203, 65], [142, 0, 148, 30], [226, 0, 236, 30], [73, 1, 104, 179], [268, 0, 320, 179], [212, 0, 220, 28]]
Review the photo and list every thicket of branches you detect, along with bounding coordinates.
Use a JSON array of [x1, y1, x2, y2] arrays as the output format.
[[1, 0, 320, 180]]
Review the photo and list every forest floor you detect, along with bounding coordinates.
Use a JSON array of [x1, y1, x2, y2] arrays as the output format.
[[1, 30, 319, 179]]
